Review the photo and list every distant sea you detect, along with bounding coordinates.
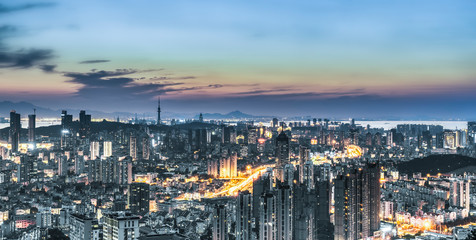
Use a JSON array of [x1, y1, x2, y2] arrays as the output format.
[[352, 120, 468, 130], [0, 119, 61, 130]]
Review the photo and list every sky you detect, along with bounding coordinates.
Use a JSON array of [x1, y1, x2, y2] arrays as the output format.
[[1, 0, 476, 119]]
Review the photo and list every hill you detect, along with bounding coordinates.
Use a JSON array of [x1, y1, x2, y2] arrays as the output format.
[[396, 154, 476, 175]]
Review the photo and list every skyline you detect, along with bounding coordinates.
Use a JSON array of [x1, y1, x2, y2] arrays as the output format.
[[1, 0, 476, 118]]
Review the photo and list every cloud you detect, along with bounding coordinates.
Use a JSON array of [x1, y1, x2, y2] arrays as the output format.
[[208, 84, 223, 88], [234, 88, 295, 95], [0, 3, 56, 70], [0, 2, 55, 14], [0, 25, 16, 36], [66, 69, 139, 86], [39, 64, 56, 73], [0, 25, 20, 49], [63, 69, 196, 108], [149, 76, 196, 81], [79, 59, 111, 64], [56, 69, 232, 112], [0, 48, 54, 68], [231, 88, 366, 98], [160, 84, 225, 94]]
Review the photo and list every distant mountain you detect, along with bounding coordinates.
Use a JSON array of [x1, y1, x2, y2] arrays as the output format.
[[195, 111, 273, 120], [0, 101, 153, 120], [0, 101, 59, 117]]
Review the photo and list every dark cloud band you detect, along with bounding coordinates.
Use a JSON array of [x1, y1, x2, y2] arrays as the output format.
[[0, 2, 55, 14], [79, 59, 111, 64], [0, 49, 54, 69]]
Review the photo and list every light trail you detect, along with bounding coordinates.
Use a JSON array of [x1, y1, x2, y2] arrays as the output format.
[[175, 165, 274, 200], [207, 166, 269, 198]]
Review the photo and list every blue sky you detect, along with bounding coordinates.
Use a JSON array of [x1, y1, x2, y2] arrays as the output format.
[[1, 0, 476, 119]]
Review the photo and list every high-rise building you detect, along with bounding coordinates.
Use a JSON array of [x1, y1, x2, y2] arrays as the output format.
[[28, 111, 35, 148], [236, 191, 252, 240], [213, 204, 228, 240], [88, 159, 101, 182], [374, 132, 382, 146], [142, 137, 150, 160], [298, 146, 310, 166], [69, 214, 93, 240], [276, 131, 290, 166], [293, 185, 315, 240], [222, 126, 236, 144], [298, 146, 310, 186], [468, 122, 476, 144], [365, 132, 372, 146], [86, 157, 131, 184], [229, 152, 237, 178], [128, 182, 150, 216], [386, 131, 393, 146], [259, 192, 276, 240], [219, 153, 237, 178], [457, 130, 467, 147], [334, 173, 358, 240], [103, 213, 139, 240], [366, 163, 381, 233], [103, 141, 112, 157], [74, 155, 85, 174], [101, 157, 116, 183], [9, 110, 21, 153], [116, 159, 133, 185], [61, 110, 73, 149], [272, 118, 279, 128], [253, 170, 273, 226], [79, 110, 91, 138], [130, 135, 137, 160], [248, 127, 258, 145], [57, 155, 68, 176], [334, 163, 380, 240], [276, 184, 293, 240], [449, 179, 471, 210], [315, 180, 333, 240], [90, 141, 100, 159], [443, 131, 457, 149], [208, 159, 219, 178], [18, 155, 32, 183], [61, 110, 73, 130], [281, 163, 294, 186], [36, 207, 52, 228], [300, 161, 314, 190], [219, 157, 230, 178]]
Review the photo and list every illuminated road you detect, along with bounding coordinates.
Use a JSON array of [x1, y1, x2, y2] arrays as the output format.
[[175, 165, 273, 200], [174, 147, 362, 201], [175, 146, 363, 201], [205, 165, 271, 198]]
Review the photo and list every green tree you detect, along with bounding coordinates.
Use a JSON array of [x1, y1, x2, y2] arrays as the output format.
[[466, 229, 476, 240]]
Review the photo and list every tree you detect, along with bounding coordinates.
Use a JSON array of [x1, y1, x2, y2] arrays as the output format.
[[466, 229, 476, 240], [47, 228, 69, 240]]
